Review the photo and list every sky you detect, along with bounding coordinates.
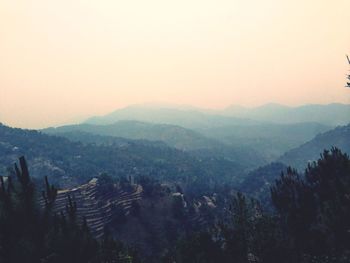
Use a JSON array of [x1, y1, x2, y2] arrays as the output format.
[[1, 0, 349, 128]]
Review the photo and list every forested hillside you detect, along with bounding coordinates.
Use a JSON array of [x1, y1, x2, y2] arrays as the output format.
[[75, 105, 337, 162], [238, 162, 288, 208], [43, 121, 220, 151], [0, 156, 140, 262], [172, 148, 350, 262], [279, 124, 350, 171], [2, 147, 349, 262], [198, 122, 330, 161], [43, 122, 267, 167], [0, 124, 248, 194]]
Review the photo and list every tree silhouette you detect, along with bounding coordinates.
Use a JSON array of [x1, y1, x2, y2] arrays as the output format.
[[0, 156, 137, 263], [175, 148, 350, 262]]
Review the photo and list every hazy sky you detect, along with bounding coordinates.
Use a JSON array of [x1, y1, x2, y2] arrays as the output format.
[[1, 0, 349, 128]]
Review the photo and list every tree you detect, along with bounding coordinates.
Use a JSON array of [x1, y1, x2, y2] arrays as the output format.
[[175, 148, 350, 263], [0, 156, 138, 263], [271, 148, 350, 260]]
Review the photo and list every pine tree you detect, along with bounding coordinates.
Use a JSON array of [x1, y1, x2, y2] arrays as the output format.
[[0, 156, 138, 263]]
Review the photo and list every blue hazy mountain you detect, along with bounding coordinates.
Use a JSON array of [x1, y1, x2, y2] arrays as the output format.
[[43, 121, 222, 151], [84, 105, 258, 129], [0, 123, 252, 191], [222, 103, 350, 126], [198, 122, 331, 161], [42, 121, 267, 168], [51, 102, 339, 162], [85, 103, 350, 128]]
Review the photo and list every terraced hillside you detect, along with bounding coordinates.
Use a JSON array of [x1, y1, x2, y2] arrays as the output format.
[[106, 188, 219, 260], [40, 178, 142, 238], [38, 177, 218, 261]]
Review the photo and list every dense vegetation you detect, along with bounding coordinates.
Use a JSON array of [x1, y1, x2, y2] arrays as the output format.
[[43, 121, 223, 151], [1, 148, 349, 262], [42, 122, 267, 167], [0, 124, 246, 196], [43, 118, 332, 163], [238, 162, 288, 209], [172, 148, 350, 262], [80, 104, 349, 162], [0, 157, 139, 263], [1, 103, 349, 262], [198, 122, 330, 161]]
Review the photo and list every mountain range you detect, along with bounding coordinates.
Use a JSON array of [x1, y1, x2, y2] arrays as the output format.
[[222, 103, 350, 126], [85, 103, 350, 127], [0, 123, 255, 194], [46, 103, 338, 162]]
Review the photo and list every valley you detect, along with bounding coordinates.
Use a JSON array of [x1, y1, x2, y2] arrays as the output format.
[[1, 103, 349, 262]]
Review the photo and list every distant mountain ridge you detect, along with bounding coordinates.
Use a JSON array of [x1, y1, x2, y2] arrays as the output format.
[[237, 123, 350, 208], [43, 121, 220, 151], [0, 123, 260, 193], [47, 103, 338, 163], [42, 121, 267, 168], [198, 122, 331, 161], [78, 103, 340, 162], [222, 103, 350, 126], [84, 106, 259, 129], [84, 103, 350, 128]]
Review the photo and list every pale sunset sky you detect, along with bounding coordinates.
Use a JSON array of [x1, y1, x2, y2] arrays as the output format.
[[0, 0, 349, 128]]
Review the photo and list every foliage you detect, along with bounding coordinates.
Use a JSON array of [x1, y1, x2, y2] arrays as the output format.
[[239, 162, 287, 210], [272, 148, 350, 258], [0, 123, 244, 197], [174, 148, 350, 262], [0, 156, 137, 263]]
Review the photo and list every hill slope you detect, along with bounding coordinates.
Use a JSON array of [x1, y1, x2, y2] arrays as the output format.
[[43, 121, 221, 151], [278, 124, 350, 171], [238, 162, 288, 208], [42, 121, 267, 167], [0, 124, 250, 193], [199, 122, 331, 161]]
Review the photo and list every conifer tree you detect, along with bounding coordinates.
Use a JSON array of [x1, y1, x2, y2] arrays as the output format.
[[0, 156, 137, 263]]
